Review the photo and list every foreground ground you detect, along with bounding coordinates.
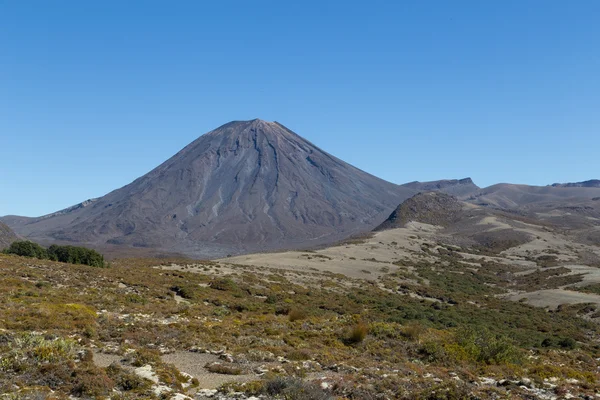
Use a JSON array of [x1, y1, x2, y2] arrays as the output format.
[[1, 223, 600, 399]]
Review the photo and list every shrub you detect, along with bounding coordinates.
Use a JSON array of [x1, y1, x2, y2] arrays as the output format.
[[453, 327, 521, 365], [4, 241, 47, 259], [210, 278, 239, 292], [171, 285, 196, 300], [401, 322, 427, 342], [204, 362, 243, 375], [286, 349, 312, 361], [70, 366, 114, 397], [106, 363, 152, 391], [131, 348, 161, 367], [557, 337, 577, 350], [288, 307, 308, 322], [263, 377, 331, 400], [47, 244, 105, 267], [3, 241, 105, 267], [345, 322, 368, 345]]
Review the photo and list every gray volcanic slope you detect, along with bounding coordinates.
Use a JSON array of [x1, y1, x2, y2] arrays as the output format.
[[551, 179, 600, 188], [5, 120, 416, 257], [463, 183, 600, 209], [401, 178, 479, 197], [0, 222, 18, 250]]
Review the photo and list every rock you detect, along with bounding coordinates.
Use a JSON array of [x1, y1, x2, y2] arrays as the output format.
[[154, 385, 172, 396], [254, 366, 269, 375], [171, 394, 193, 400], [247, 349, 276, 362], [134, 364, 159, 384], [196, 389, 217, 398]]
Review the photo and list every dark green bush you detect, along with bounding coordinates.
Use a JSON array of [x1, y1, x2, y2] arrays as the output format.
[[3, 241, 48, 259], [47, 244, 105, 267], [3, 241, 105, 267]]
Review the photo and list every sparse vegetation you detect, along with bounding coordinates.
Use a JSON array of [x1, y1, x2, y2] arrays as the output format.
[[0, 235, 598, 399]]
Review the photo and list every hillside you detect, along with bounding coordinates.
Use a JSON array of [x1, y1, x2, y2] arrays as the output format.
[[3, 120, 416, 258], [0, 221, 18, 250], [463, 183, 600, 209], [401, 177, 479, 197], [551, 179, 600, 188]]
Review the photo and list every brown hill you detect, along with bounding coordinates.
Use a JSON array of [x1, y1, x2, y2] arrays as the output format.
[[374, 192, 466, 230], [4, 119, 416, 258]]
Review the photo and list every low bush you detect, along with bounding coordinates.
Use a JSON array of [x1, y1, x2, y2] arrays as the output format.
[[288, 307, 308, 322], [204, 362, 243, 375], [345, 322, 368, 345], [263, 377, 331, 400]]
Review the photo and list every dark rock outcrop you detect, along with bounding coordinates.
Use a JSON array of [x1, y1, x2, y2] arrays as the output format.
[[374, 192, 464, 231]]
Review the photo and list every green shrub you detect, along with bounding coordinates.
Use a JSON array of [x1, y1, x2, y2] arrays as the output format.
[[557, 337, 577, 350], [171, 285, 196, 300], [210, 278, 239, 292], [4, 241, 47, 259], [47, 244, 105, 267], [130, 348, 161, 367], [106, 363, 152, 391], [3, 241, 105, 267], [453, 327, 521, 365]]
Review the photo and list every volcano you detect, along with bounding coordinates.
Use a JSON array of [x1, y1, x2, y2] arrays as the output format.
[[6, 119, 416, 257]]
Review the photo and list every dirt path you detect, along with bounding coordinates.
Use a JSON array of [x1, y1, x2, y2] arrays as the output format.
[[161, 351, 254, 389]]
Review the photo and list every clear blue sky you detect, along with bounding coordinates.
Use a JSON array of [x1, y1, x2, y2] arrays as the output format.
[[1, 1, 599, 217]]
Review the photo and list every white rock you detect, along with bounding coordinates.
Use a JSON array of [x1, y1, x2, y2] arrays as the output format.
[[154, 385, 172, 395], [134, 364, 159, 383], [196, 389, 218, 398], [171, 394, 193, 400]]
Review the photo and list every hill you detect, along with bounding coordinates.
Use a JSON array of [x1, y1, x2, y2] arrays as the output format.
[[401, 177, 479, 197], [374, 192, 466, 230]]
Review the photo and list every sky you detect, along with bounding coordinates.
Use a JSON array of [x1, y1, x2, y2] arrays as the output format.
[[1, 1, 599, 217]]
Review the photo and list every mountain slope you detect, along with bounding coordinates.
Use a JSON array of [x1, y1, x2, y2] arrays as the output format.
[[0, 222, 18, 250], [5, 119, 416, 257], [463, 183, 600, 209], [551, 179, 600, 188], [401, 177, 479, 197]]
